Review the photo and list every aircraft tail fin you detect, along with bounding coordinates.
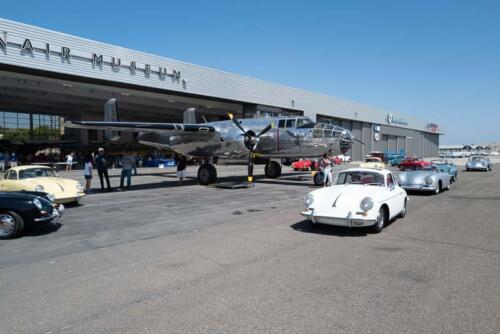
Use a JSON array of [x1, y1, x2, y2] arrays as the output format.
[[183, 107, 198, 124], [104, 98, 120, 141]]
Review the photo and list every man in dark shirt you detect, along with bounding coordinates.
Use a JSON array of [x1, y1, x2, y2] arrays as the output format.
[[95, 148, 111, 191]]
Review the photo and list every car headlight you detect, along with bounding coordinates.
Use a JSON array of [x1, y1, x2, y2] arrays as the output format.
[[360, 197, 374, 211], [304, 193, 314, 207], [76, 182, 84, 191], [425, 176, 433, 185], [47, 193, 56, 203], [34, 185, 45, 192], [33, 198, 43, 210]]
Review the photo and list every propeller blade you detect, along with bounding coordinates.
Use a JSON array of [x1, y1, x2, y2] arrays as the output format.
[[256, 123, 273, 138], [228, 113, 248, 135], [248, 153, 254, 184], [353, 138, 366, 145]]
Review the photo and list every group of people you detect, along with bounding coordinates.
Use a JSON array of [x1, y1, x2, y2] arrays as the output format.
[[82, 149, 189, 192], [0, 152, 18, 172], [319, 153, 339, 186], [83, 148, 138, 192]]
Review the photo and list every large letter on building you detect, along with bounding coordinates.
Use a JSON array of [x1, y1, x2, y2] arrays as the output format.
[[21, 39, 34, 53], [92, 53, 103, 65], [61, 46, 71, 59]]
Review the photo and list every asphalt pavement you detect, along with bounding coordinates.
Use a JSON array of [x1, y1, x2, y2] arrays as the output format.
[[0, 164, 499, 333]]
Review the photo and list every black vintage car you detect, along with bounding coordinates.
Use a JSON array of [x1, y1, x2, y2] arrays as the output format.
[[0, 191, 64, 239]]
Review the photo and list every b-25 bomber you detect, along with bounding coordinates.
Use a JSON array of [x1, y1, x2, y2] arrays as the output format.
[[66, 99, 359, 185]]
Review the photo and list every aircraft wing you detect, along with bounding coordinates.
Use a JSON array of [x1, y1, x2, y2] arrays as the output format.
[[65, 121, 217, 135]]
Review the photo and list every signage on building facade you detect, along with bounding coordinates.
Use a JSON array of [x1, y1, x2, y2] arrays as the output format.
[[373, 124, 380, 141], [0, 31, 184, 86], [386, 113, 408, 126], [426, 123, 439, 133]]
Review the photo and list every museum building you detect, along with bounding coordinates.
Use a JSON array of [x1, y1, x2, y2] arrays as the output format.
[[0, 18, 441, 160]]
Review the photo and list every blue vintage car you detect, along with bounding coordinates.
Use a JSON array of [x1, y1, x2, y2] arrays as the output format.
[[387, 154, 405, 167], [431, 159, 458, 183]]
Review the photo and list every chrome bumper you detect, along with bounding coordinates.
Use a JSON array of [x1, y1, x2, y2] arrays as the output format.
[[401, 184, 436, 192], [301, 210, 376, 227], [34, 204, 65, 223]]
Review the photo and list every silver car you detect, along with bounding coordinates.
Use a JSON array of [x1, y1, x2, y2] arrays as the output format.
[[398, 164, 451, 194], [465, 156, 493, 171]]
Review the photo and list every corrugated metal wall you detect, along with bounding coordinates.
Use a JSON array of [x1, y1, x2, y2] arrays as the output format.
[[0, 18, 440, 136]]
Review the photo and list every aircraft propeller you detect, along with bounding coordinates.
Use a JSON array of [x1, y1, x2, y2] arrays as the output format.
[[228, 113, 274, 184]]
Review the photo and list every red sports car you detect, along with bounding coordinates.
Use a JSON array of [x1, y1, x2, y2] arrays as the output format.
[[399, 157, 431, 170], [291, 159, 318, 171]]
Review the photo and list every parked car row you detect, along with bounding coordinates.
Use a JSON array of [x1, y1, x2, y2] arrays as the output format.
[[301, 155, 494, 233]]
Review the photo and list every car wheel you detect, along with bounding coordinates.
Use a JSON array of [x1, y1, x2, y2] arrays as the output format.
[[435, 181, 442, 195], [313, 172, 324, 186], [371, 207, 386, 233], [0, 211, 25, 239], [398, 199, 407, 218]]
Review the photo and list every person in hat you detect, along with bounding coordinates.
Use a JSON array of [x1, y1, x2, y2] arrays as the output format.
[[95, 148, 111, 191]]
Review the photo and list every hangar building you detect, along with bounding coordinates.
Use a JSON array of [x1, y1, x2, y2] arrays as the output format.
[[0, 18, 441, 160]]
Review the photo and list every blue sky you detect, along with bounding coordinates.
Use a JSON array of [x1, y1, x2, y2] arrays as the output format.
[[2, 0, 499, 144]]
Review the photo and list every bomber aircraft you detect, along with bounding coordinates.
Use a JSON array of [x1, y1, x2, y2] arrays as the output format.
[[66, 98, 359, 185]]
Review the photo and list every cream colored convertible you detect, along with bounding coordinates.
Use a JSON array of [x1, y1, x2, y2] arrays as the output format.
[[0, 166, 85, 204]]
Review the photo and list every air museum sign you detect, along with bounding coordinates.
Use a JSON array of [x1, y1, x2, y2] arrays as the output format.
[[0, 31, 183, 84]]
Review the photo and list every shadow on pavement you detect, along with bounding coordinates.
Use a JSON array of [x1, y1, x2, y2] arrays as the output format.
[[291, 220, 370, 237], [24, 222, 62, 237]]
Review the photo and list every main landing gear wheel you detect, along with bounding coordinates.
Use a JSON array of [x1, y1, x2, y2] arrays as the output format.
[[265, 161, 282, 179], [197, 164, 217, 185], [313, 172, 324, 186]]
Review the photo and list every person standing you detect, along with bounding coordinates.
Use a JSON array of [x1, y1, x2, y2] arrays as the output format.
[[319, 153, 333, 186], [83, 154, 93, 192], [95, 148, 111, 191], [65, 152, 74, 171], [10, 153, 18, 168], [119, 153, 135, 190], [176, 154, 187, 185], [0, 151, 5, 172]]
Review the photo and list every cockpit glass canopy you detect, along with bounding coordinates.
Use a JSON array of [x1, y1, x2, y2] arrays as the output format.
[[296, 117, 315, 128]]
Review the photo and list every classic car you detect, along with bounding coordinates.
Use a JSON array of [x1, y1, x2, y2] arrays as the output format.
[[366, 151, 385, 162], [465, 156, 493, 171], [398, 164, 451, 194], [359, 157, 386, 169], [0, 166, 85, 204], [399, 157, 431, 171], [431, 159, 458, 182], [301, 168, 408, 233], [291, 159, 318, 171], [387, 154, 405, 167], [0, 191, 64, 239]]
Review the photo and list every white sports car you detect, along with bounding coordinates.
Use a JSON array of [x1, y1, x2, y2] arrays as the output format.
[[301, 168, 408, 233]]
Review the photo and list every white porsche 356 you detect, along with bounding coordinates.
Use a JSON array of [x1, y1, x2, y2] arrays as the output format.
[[301, 168, 408, 233]]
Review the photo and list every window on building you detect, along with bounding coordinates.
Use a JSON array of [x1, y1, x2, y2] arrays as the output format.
[[0, 111, 60, 141]]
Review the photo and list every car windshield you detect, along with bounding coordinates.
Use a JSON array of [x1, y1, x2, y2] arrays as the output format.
[[335, 171, 385, 186], [18, 168, 58, 179], [471, 157, 483, 161], [365, 158, 380, 162]]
